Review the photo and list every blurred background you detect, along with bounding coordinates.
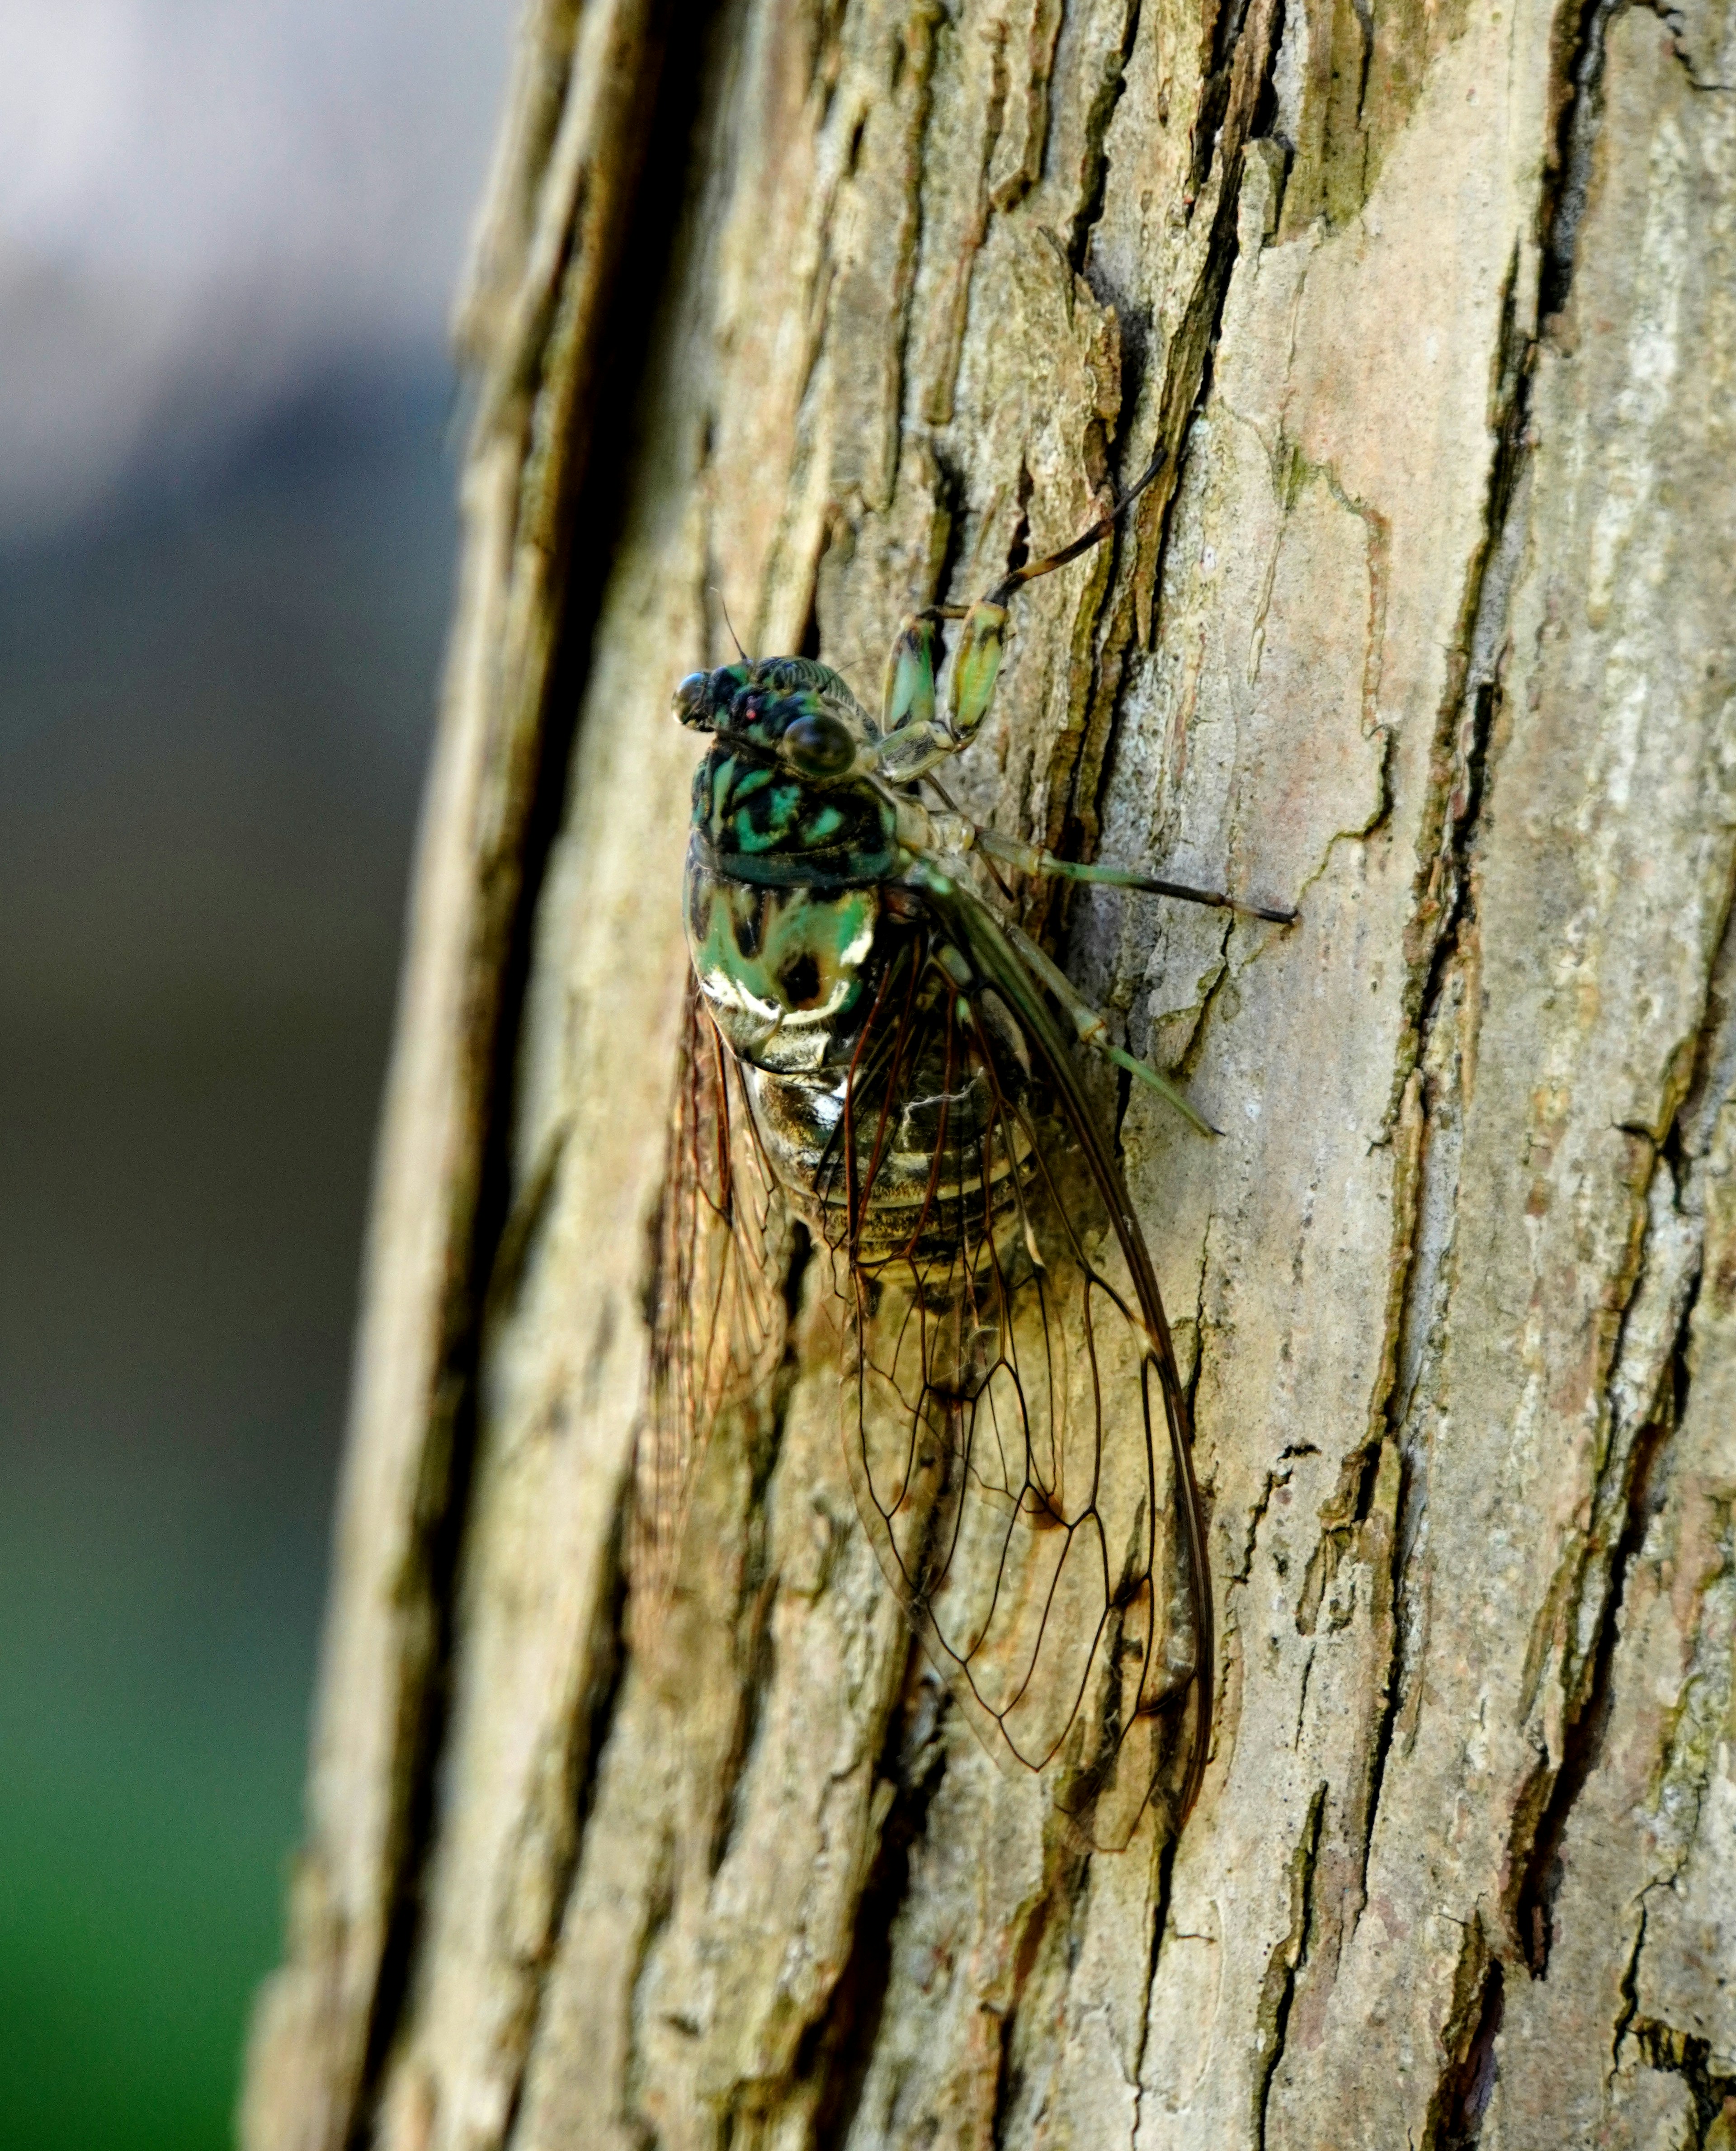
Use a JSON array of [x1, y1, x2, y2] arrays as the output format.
[[0, 4, 513, 2141]]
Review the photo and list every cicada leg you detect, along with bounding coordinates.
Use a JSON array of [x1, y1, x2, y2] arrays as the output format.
[[880, 607, 953, 735], [970, 825, 1296, 925], [897, 815, 1296, 1127], [870, 450, 1170, 788], [1003, 920, 1222, 1138], [874, 603, 1000, 783]]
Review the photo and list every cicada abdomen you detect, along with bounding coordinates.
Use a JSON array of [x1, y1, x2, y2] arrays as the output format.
[[825, 942, 1208, 1848]]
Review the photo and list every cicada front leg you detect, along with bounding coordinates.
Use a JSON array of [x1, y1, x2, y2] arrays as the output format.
[[879, 609, 942, 735], [873, 600, 1007, 786], [871, 447, 1170, 789]]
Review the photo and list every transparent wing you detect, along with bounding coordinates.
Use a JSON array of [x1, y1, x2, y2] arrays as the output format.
[[827, 896, 1210, 1850], [632, 979, 791, 1625]]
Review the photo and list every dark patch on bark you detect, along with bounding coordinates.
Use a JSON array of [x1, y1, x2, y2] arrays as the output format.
[[805, 1681, 950, 2151], [1633, 2020, 1736, 2145], [1512, 1402, 1674, 1973], [1433, 1961, 1505, 2150], [1539, 0, 1623, 320]]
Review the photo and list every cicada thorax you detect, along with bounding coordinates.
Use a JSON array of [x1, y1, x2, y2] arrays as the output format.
[[682, 663, 894, 1063], [680, 669, 1039, 1283]]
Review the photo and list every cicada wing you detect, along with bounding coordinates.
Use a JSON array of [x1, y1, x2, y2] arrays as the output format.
[[632, 979, 791, 1629], [835, 918, 1208, 1850]]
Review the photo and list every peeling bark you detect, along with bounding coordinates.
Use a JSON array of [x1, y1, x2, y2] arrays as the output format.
[[244, 0, 1736, 2146]]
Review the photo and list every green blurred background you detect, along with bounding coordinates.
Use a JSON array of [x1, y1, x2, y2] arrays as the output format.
[[0, 6, 510, 2142]]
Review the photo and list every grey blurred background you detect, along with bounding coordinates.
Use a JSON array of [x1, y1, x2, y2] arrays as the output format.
[[0, 5, 513, 2141]]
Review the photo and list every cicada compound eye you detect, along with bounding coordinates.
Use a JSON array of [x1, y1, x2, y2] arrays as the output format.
[[782, 710, 856, 779], [673, 672, 715, 731]]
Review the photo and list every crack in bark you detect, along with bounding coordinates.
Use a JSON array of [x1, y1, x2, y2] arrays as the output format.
[[1497, 853, 1736, 1972], [1293, 1646, 1315, 1747], [496, 1495, 633, 2151], [1068, 0, 1145, 271], [1344, 227, 1532, 1997], [344, 1365, 484, 2151], [1431, 1955, 1506, 2151], [1173, 917, 1238, 1080], [1355, 1445, 1415, 1906], [1230, 1441, 1318, 1587], [986, 1879, 1068, 2148], [1057, 0, 1286, 876], [708, 1577, 783, 1882], [1356, 1054, 1451, 1901], [1611, 1897, 1647, 2070], [1294, 1440, 1383, 1637], [1510, 1275, 1689, 1973], [1251, 1782, 1326, 2148], [882, 6, 943, 519], [1128, 1814, 1185, 2142], [1356, 8, 1626, 1914], [1112, 915, 1235, 1160], [1541, 0, 1625, 319], [702, 1232, 813, 1883], [1512, 1119, 1696, 1726], [1648, 1493, 1736, 1886], [921, 13, 1009, 429], [1400, 246, 1526, 1077], [1628, 0, 1736, 90], [617, 1822, 683, 2138], [802, 1679, 950, 2151]]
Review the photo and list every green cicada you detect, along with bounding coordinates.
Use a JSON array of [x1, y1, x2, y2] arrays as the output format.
[[637, 456, 1292, 1849]]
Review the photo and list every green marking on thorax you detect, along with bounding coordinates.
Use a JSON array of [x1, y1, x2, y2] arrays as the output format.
[[693, 873, 877, 1017]]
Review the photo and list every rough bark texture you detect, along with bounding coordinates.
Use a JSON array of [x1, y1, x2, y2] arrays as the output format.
[[245, 0, 1736, 2145]]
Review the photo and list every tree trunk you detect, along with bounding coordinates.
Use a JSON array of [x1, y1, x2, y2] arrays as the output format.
[[243, 0, 1736, 2144]]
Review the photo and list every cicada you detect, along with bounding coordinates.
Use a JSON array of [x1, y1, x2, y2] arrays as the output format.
[[636, 457, 1291, 1849]]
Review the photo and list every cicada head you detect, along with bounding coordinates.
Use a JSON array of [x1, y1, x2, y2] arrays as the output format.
[[672, 664, 750, 732], [673, 659, 872, 776]]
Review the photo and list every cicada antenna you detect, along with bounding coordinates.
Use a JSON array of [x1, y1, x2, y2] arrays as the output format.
[[709, 585, 748, 661]]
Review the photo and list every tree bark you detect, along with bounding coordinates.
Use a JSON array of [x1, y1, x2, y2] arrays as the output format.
[[244, 0, 1736, 2145]]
